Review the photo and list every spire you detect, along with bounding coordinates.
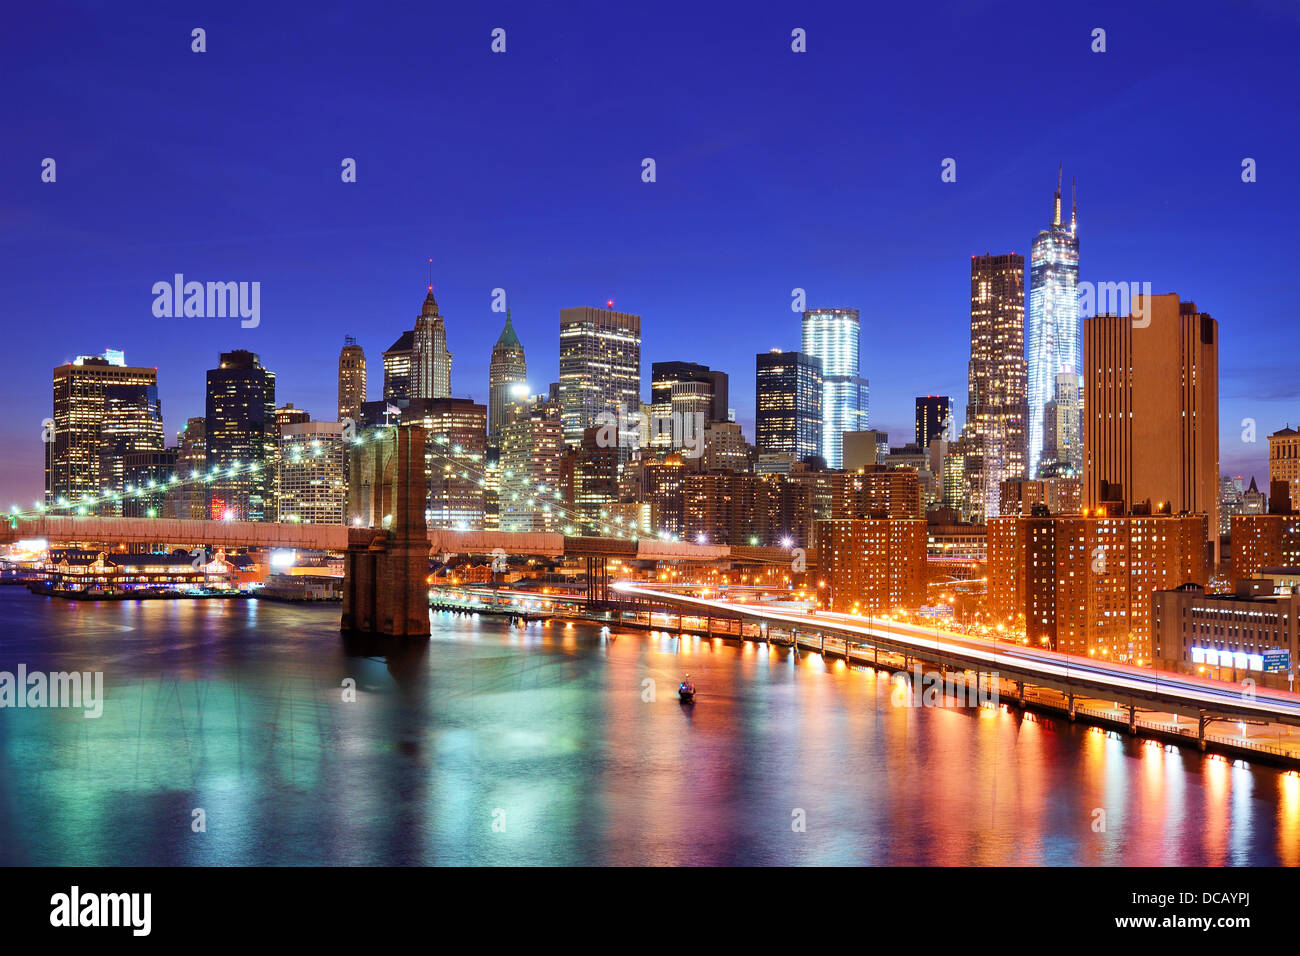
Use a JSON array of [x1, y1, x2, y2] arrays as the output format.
[[494, 307, 522, 351], [1070, 175, 1077, 233], [420, 257, 439, 317], [1052, 163, 1063, 227]]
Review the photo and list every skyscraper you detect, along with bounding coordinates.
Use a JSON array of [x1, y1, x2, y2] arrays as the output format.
[[205, 350, 276, 521], [412, 285, 452, 399], [967, 253, 1029, 517], [277, 421, 347, 524], [914, 396, 951, 450], [558, 305, 642, 446], [1026, 167, 1080, 479], [47, 351, 160, 511], [382, 331, 414, 404], [801, 308, 868, 469], [97, 381, 165, 514], [1083, 294, 1220, 558], [499, 395, 567, 532], [755, 350, 823, 463], [402, 397, 487, 530], [1269, 426, 1300, 514], [488, 309, 527, 449], [337, 336, 367, 423]]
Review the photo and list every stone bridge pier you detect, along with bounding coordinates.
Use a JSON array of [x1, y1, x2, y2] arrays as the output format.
[[341, 424, 430, 638]]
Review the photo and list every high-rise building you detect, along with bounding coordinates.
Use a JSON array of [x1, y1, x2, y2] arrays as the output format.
[[574, 425, 621, 523], [1040, 370, 1082, 475], [1026, 167, 1080, 479], [1269, 426, 1300, 515], [488, 310, 527, 449], [382, 331, 415, 404], [412, 286, 452, 399], [97, 382, 165, 514], [168, 417, 208, 519], [755, 350, 822, 463], [819, 517, 927, 614], [1231, 513, 1300, 581], [649, 362, 729, 450], [558, 305, 642, 446], [205, 350, 276, 521], [499, 396, 567, 532], [989, 507, 1208, 661], [403, 397, 488, 530], [1083, 294, 1219, 559], [967, 253, 1029, 517], [46, 352, 160, 511], [277, 422, 347, 524], [915, 396, 951, 450], [121, 449, 176, 518], [802, 308, 868, 469], [337, 336, 367, 423]]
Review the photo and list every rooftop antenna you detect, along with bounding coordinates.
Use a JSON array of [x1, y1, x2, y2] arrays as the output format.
[[427, 257, 433, 293], [1052, 163, 1063, 227], [1071, 175, 1077, 233]]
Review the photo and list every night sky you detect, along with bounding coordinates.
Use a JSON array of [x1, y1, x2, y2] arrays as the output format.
[[3, 0, 1297, 507]]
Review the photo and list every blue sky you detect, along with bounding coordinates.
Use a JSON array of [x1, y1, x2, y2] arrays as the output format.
[[3, 0, 1297, 506]]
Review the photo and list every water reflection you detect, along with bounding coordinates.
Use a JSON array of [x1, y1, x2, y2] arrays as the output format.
[[0, 589, 1295, 865]]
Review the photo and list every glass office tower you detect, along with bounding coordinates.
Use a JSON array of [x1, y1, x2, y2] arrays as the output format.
[[801, 308, 867, 469], [1026, 166, 1080, 479]]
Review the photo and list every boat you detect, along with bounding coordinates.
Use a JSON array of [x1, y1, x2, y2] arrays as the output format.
[[678, 675, 696, 702]]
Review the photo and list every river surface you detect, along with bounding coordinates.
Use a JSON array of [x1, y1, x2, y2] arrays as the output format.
[[0, 587, 1296, 865]]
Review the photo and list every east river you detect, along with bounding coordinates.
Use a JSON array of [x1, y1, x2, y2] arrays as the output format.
[[0, 587, 1296, 865]]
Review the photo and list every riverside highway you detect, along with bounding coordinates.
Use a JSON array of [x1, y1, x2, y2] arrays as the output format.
[[611, 583, 1300, 733]]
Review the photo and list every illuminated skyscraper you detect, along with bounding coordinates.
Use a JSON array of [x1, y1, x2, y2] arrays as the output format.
[[412, 285, 452, 399], [1026, 166, 1080, 479], [801, 308, 868, 469], [46, 351, 161, 512], [337, 336, 366, 423], [649, 361, 729, 451], [755, 350, 822, 463], [277, 421, 347, 525], [488, 309, 527, 450], [205, 350, 276, 521], [967, 253, 1029, 517], [558, 304, 641, 446], [382, 331, 414, 404]]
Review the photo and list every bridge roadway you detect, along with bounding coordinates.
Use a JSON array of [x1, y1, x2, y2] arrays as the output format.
[[614, 584, 1300, 730], [0, 515, 793, 564]]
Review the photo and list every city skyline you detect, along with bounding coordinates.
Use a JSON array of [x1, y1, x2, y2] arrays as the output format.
[[4, 3, 1296, 506]]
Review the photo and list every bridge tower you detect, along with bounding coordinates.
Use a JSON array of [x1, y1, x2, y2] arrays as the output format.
[[341, 424, 430, 637]]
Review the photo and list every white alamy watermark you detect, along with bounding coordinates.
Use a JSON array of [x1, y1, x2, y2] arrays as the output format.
[[1078, 280, 1153, 327], [50, 886, 151, 936], [151, 274, 260, 328], [594, 404, 705, 458], [890, 664, 999, 708], [0, 665, 104, 718]]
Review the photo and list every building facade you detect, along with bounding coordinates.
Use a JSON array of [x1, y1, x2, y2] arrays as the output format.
[[337, 336, 367, 423], [47, 352, 161, 512], [1269, 426, 1300, 514], [755, 349, 822, 463], [915, 395, 951, 451], [818, 518, 927, 614], [277, 421, 347, 524], [558, 305, 642, 446], [205, 350, 276, 521], [1083, 294, 1220, 560]]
